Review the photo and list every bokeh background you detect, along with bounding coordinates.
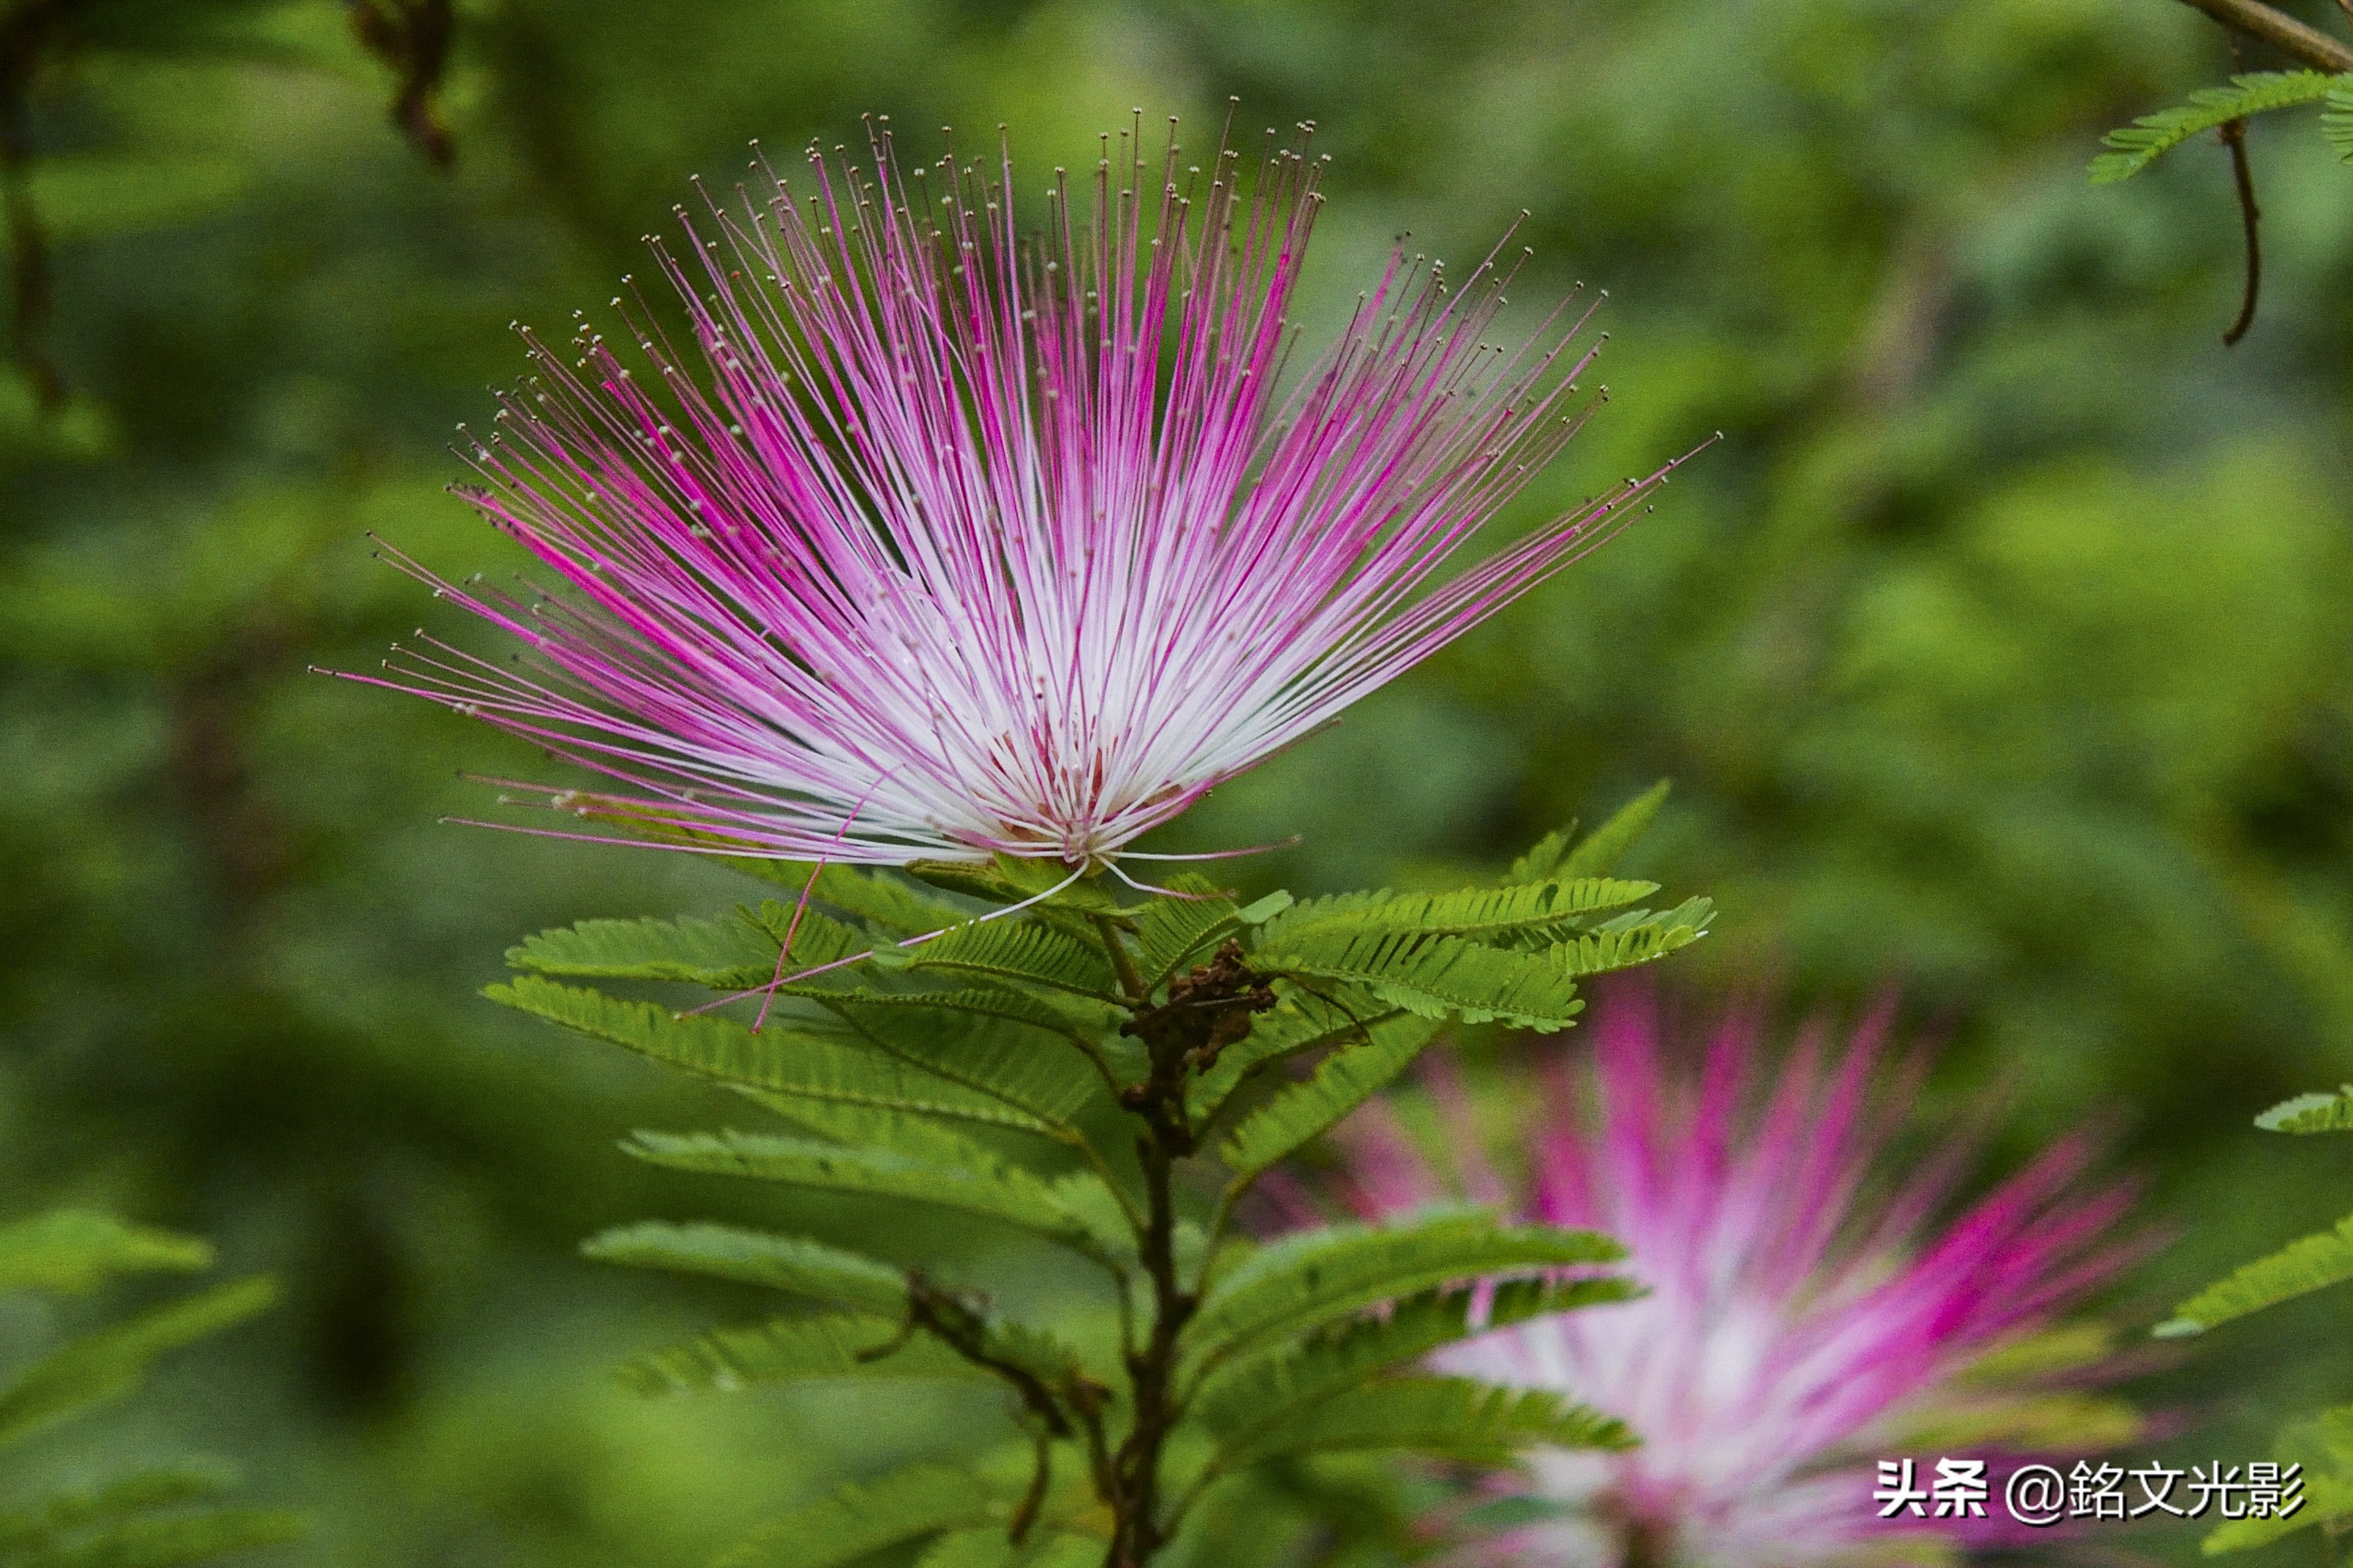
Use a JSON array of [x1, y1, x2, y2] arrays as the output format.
[[4, 0, 2351, 1562]]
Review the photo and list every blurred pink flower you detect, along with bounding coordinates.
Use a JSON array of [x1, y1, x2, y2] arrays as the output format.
[[1329, 988, 2139, 1568], [344, 117, 1689, 873]]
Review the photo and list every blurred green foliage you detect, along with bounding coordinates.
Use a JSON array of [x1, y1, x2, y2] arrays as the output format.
[[3, 0, 2352, 1562]]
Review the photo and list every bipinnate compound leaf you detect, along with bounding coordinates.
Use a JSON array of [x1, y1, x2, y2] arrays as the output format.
[[2155, 1212, 2353, 1336], [717, 1465, 1011, 1568], [1259, 931, 1583, 1031], [488, 976, 1055, 1133], [582, 1223, 909, 1316], [1211, 1377, 1630, 1470], [1185, 1210, 1622, 1363], [621, 1313, 989, 1395], [2256, 1085, 2353, 1134], [0, 1277, 277, 1446], [1195, 1277, 1639, 1441], [620, 1130, 1096, 1248], [2089, 72, 2340, 184], [818, 999, 1106, 1126], [905, 919, 1123, 1002], [0, 1212, 213, 1295], [1218, 1014, 1440, 1182]]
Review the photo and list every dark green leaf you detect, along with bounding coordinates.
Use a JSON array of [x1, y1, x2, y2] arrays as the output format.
[[1185, 1211, 1621, 1363], [582, 1223, 909, 1316], [1217, 1013, 1440, 1182], [1132, 877, 1243, 988], [621, 1313, 988, 1395], [905, 920, 1121, 1002], [1263, 879, 1655, 946], [488, 976, 1057, 1133], [1258, 931, 1584, 1031], [621, 1131, 1094, 1247], [1214, 1377, 1629, 1469]]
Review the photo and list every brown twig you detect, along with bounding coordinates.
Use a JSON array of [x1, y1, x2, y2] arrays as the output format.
[[2219, 116, 2261, 344], [2170, 0, 2353, 72]]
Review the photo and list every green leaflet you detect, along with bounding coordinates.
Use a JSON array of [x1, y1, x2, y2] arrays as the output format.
[[1131, 875, 1242, 987], [802, 1003, 1102, 1130], [6, 1506, 306, 1568], [1557, 780, 1671, 880], [2089, 71, 2340, 184], [2155, 1211, 2353, 1336], [717, 1465, 1011, 1568], [2327, 81, 2353, 161], [1212, 1377, 1630, 1470], [2257, 1085, 2353, 1134], [1186, 991, 1400, 1126], [0, 1212, 213, 1295], [505, 908, 809, 988], [1195, 1277, 1639, 1442], [0, 1278, 277, 1446], [622, 1130, 1095, 1248], [1258, 929, 1584, 1031], [582, 1222, 909, 1316], [488, 976, 1060, 1134], [907, 920, 1123, 1002], [1218, 1013, 1440, 1183], [1548, 899, 1714, 979], [1185, 1211, 1623, 1363], [1263, 878, 1656, 946], [621, 1312, 990, 1395]]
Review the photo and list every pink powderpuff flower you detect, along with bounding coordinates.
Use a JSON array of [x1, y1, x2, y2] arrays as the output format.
[[337, 115, 1694, 877], [1325, 986, 2140, 1568]]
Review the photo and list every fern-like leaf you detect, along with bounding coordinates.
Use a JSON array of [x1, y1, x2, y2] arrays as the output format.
[[2154, 1212, 2353, 1336], [1214, 1377, 1629, 1470], [620, 1130, 1094, 1247], [0, 1213, 213, 1295], [724, 861, 969, 936], [1549, 898, 1715, 979], [1195, 1277, 1638, 1441], [2257, 1085, 2353, 1134], [1186, 991, 1399, 1126], [1132, 877, 1242, 988], [621, 1313, 988, 1395], [2089, 72, 2339, 184], [905, 920, 1121, 1002], [1185, 1210, 1622, 1363], [0, 1278, 277, 1446], [716, 1465, 1011, 1568], [488, 976, 1057, 1133], [2326, 80, 2353, 160], [1258, 930, 1584, 1031], [582, 1222, 909, 1315], [1263, 878, 1656, 946], [822, 1004, 1105, 1131], [1218, 1014, 1440, 1183]]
